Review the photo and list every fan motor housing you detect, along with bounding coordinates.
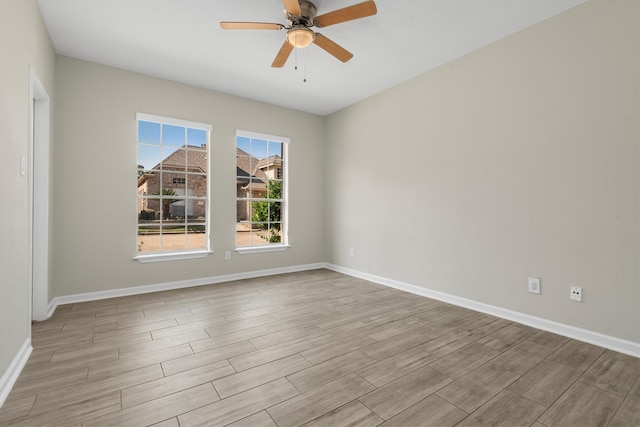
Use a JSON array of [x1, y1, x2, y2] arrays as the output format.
[[285, 0, 317, 27]]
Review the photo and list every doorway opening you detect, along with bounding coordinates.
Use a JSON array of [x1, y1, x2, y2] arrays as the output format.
[[29, 67, 50, 322]]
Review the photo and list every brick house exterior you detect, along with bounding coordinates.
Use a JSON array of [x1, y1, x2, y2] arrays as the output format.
[[137, 145, 207, 219], [236, 148, 282, 221], [138, 145, 282, 221]]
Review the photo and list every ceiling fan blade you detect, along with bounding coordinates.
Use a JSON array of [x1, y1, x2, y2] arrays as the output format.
[[313, 33, 353, 62], [272, 41, 294, 67], [220, 22, 284, 30], [282, 0, 302, 16], [315, 0, 377, 28]]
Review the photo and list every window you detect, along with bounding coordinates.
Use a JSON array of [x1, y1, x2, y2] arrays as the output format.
[[236, 130, 289, 252], [136, 113, 212, 259]]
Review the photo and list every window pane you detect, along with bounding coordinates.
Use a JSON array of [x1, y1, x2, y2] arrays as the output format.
[[252, 223, 269, 246], [163, 124, 186, 147], [237, 136, 251, 154], [138, 121, 160, 144], [268, 224, 282, 244], [251, 139, 268, 159], [268, 141, 283, 158], [250, 179, 267, 199], [271, 202, 282, 222], [138, 144, 162, 171], [141, 196, 161, 220], [187, 232, 206, 250], [266, 180, 282, 200], [187, 209, 207, 225], [190, 203, 206, 223], [161, 232, 187, 252], [188, 128, 206, 147], [236, 221, 251, 247], [160, 146, 180, 169], [187, 172, 207, 201], [186, 146, 207, 174], [138, 225, 160, 253]]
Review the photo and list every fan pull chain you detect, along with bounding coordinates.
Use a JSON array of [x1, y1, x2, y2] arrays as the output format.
[[303, 47, 307, 83]]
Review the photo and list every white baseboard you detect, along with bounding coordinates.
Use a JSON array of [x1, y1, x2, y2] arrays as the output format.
[[325, 263, 640, 358], [0, 338, 32, 409], [48, 263, 326, 312]]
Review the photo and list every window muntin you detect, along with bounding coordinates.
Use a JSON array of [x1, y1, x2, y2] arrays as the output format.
[[236, 131, 288, 249], [136, 113, 212, 255]]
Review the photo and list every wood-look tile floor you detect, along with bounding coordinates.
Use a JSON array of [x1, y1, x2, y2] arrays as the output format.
[[1, 269, 639, 426]]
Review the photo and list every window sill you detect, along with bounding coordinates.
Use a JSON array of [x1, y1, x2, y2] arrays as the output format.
[[235, 245, 290, 255], [134, 250, 212, 263]]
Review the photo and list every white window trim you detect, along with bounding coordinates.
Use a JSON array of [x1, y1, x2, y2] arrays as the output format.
[[136, 113, 213, 132], [235, 130, 290, 252], [235, 245, 290, 255], [134, 250, 212, 263], [135, 113, 213, 260]]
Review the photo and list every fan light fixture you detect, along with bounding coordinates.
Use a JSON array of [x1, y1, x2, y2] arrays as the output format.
[[287, 27, 315, 48], [220, 0, 378, 67]]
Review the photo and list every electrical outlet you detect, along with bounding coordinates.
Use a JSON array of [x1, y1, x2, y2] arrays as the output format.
[[224, 251, 231, 261], [350, 248, 355, 257], [528, 277, 541, 294], [570, 286, 582, 302]]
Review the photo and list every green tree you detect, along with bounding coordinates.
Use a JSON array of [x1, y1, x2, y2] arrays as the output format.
[[251, 180, 282, 243], [156, 188, 178, 220]]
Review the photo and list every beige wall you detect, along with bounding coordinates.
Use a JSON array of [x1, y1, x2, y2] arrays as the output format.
[[52, 57, 325, 296], [325, 0, 639, 343], [0, 0, 55, 376]]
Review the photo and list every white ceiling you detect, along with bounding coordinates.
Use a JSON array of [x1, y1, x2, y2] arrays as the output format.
[[37, 0, 586, 116]]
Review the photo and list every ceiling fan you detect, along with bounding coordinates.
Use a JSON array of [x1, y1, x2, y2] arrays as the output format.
[[220, 0, 377, 67]]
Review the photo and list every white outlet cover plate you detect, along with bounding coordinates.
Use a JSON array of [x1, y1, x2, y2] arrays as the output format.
[[528, 277, 541, 294], [570, 286, 582, 302]]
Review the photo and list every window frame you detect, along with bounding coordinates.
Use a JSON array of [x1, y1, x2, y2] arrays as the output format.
[[134, 113, 213, 263], [235, 129, 290, 255]]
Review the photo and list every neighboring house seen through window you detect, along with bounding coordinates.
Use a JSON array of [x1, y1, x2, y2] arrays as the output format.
[[236, 130, 289, 251], [136, 113, 212, 258]]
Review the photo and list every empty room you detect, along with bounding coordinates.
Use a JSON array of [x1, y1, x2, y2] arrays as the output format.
[[1, 0, 638, 425]]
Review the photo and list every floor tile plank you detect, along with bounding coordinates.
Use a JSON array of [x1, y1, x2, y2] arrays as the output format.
[[161, 340, 255, 376], [178, 378, 299, 427], [378, 395, 467, 427], [579, 350, 640, 397], [32, 364, 163, 415], [436, 362, 521, 412], [304, 400, 383, 427], [538, 382, 622, 427], [359, 366, 453, 420], [357, 346, 438, 387], [227, 410, 277, 427], [455, 389, 545, 427], [213, 354, 310, 399], [84, 383, 218, 427], [287, 350, 376, 393], [615, 376, 640, 424], [122, 361, 232, 408], [507, 359, 582, 407], [268, 374, 375, 427], [428, 342, 500, 379]]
